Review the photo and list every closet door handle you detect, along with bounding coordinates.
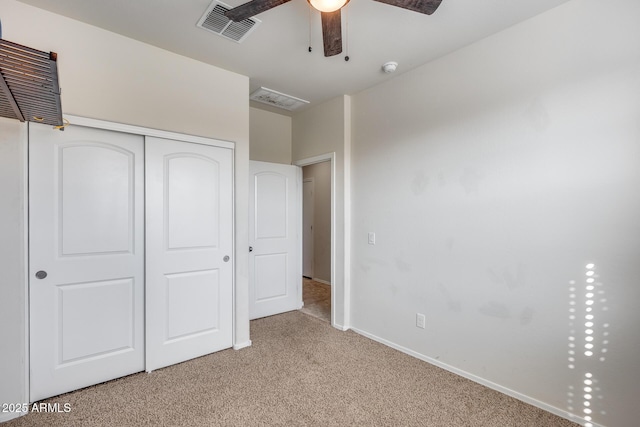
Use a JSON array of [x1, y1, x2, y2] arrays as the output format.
[[223, 255, 230, 262], [249, 246, 253, 252], [35, 270, 48, 279]]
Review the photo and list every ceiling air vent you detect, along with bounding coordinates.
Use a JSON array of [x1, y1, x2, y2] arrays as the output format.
[[197, 1, 260, 43], [250, 87, 310, 111]]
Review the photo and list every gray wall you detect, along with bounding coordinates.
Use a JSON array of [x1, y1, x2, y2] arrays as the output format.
[[349, 0, 640, 425], [293, 95, 350, 328], [303, 161, 331, 283], [249, 107, 292, 164]]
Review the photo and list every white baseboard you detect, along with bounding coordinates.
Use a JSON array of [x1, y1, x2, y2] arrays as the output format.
[[0, 411, 25, 423], [350, 327, 598, 427], [312, 278, 331, 286], [332, 322, 350, 332], [233, 340, 252, 350]]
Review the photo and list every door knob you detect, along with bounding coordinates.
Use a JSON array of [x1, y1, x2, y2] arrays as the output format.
[[249, 246, 253, 252], [35, 270, 47, 279], [223, 255, 230, 262]]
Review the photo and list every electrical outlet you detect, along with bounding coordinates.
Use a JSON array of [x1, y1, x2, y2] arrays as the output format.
[[416, 313, 426, 329]]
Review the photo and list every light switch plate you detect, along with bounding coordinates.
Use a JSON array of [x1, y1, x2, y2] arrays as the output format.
[[416, 313, 426, 329], [368, 232, 376, 245]]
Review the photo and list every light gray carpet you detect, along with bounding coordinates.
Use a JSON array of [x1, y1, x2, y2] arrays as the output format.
[[6, 311, 578, 426]]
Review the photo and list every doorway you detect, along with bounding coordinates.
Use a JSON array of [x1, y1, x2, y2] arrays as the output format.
[[300, 161, 331, 322]]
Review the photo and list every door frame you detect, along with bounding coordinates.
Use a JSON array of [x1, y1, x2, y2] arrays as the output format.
[[302, 177, 314, 279], [0, 120, 31, 422], [24, 114, 236, 403], [294, 153, 337, 327]]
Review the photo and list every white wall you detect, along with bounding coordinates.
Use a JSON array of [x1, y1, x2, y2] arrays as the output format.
[[350, 0, 640, 426], [292, 96, 351, 328], [250, 107, 292, 164], [303, 162, 332, 283], [0, 118, 27, 420], [0, 0, 250, 420]]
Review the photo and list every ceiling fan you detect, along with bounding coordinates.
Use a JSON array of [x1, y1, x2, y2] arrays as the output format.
[[225, 0, 443, 57]]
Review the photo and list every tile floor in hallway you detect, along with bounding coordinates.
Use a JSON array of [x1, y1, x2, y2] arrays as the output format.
[[300, 277, 331, 322]]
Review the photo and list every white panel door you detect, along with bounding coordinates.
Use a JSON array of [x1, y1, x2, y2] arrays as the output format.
[[249, 161, 301, 320], [145, 137, 233, 372], [29, 123, 145, 402]]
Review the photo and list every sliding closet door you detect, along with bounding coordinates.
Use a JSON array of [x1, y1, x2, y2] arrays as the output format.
[[145, 137, 233, 371], [29, 123, 145, 401]]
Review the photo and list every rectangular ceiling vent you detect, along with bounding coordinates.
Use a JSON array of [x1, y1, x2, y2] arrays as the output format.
[[197, 1, 260, 43], [250, 87, 310, 111]]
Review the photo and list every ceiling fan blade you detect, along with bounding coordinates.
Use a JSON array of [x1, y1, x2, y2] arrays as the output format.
[[225, 0, 292, 22], [373, 0, 442, 15], [321, 11, 342, 57]]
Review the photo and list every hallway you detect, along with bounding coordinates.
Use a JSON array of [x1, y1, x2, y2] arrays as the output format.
[[300, 278, 330, 323]]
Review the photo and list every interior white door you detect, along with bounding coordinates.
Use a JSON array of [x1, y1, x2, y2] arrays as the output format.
[[29, 123, 145, 402], [249, 161, 301, 320], [145, 137, 233, 372], [302, 179, 314, 278]]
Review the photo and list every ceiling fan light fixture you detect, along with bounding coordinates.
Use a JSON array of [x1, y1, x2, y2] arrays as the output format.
[[307, 0, 349, 13]]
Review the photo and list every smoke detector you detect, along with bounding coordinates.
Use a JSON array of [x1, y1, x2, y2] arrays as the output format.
[[250, 87, 310, 111], [382, 61, 398, 73]]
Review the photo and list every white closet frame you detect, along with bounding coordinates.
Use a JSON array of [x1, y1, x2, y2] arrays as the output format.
[[23, 114, 236, 403]]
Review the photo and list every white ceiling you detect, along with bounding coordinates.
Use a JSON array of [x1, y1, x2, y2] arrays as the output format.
[[18, 0, 570, 115]]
